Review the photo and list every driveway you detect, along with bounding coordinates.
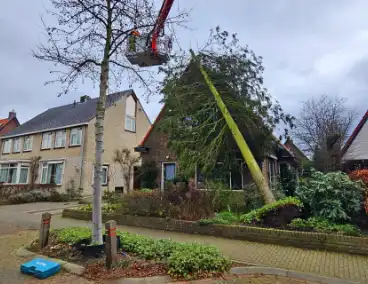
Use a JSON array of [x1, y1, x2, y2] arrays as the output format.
[[0, 202, 80, 231]]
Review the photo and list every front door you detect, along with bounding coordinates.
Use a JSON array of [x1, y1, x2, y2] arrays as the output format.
[[161, 163, 176, 191]]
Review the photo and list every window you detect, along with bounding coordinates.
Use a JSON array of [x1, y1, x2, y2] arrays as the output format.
[[125, 115, 136, 132], [70, 128, 82, 146], [2, 139, 11, 154], [125, 95, 136, 132], [92, 165, 109, 186], [54, 130, 66, 148], [41, 133, 52, 149], [13, 138, 20, 153], [23, 136, 33, 151], [40, 162, 64, 185], [268, 158, 279, 187], [0, 163, 17, 184], [161, 163, 176, 190], [0, 163, 30, 184], [19, 166, 29, 184]]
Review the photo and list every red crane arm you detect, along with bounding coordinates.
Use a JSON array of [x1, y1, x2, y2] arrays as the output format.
[[151, 0, 174, 54]]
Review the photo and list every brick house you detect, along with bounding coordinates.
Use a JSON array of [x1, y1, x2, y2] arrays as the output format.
[[135, 105, 303, 191], [0, 90, 151, 194], [0, 110, 19, 136]]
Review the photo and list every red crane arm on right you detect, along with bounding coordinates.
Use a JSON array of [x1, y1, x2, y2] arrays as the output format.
[[151, 0, 174, 54]]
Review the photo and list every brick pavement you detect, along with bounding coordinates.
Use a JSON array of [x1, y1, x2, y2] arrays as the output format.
[[51, 215, 368, 283], [0, 228, 93, 284]]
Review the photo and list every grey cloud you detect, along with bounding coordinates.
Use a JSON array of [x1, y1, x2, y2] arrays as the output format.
[[0, 0, 367, 129]]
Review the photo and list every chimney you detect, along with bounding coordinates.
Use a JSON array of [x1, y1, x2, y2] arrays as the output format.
[[8, 109, 16, 119], [80, 95, 91, 103]]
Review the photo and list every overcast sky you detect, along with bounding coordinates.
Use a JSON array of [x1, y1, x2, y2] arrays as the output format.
[[1, 0, 367, 132]]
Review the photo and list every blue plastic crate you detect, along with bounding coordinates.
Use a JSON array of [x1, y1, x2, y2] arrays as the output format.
[[20, 258, 61, 279]]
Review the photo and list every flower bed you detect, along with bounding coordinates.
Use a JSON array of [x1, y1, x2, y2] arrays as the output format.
[[32, 227, 231, 281]]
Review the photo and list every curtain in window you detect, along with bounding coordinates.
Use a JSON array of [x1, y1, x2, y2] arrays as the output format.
[[55, 164, 63, 185], [19, 167, 29, 183], [41, 166, 48, 184], [0, 168, 7, 183], [9, 168, 17, 183]]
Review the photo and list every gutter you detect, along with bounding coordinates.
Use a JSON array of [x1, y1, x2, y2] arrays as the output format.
[[1, 122, 89, 139]]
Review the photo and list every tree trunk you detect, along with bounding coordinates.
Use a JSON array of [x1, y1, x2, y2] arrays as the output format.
[[92, 0, 112, 244], [190, 50, 276, 204]]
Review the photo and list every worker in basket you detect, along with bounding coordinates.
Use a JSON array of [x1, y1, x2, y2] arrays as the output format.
[[128, 29, 141, 52]]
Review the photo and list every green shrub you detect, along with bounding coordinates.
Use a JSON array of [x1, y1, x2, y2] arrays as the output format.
[[140, 188, 154, 193], [54, 227, 91, 243], [54, 227, 230, 278], [280, 165, 297, 196], [289, 217, 361, 236], [103, 190, 119, 203], [120, 191, 172, 218], [242, 184, 264, 212], [198, 211, 239, 225], [138, 161, 159, 189], [239, 196, 303, 224], [296, 170, 364, 222], [168, 242, 231, 279], [78, 203, 120, 213]]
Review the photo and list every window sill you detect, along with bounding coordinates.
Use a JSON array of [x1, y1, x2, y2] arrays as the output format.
[[54, 146, 66, 149], [1, 152, 10, 155], [13, 151, 21, 154], [125, 129, 136, 133], [23, 149, 32, 152], [69, 144, 81, 148], [41, 147, 51, 151], [40, 183, 62, 187]]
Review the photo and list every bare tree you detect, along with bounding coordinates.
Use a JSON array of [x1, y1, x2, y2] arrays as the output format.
[[294, 95, 356, 172], [34, 0, 188, 243], [113, 148, 140, 193]]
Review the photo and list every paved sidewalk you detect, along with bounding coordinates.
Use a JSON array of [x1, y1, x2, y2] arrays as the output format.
[[52, 216, 367, 283], [0, 229, 93, 284]]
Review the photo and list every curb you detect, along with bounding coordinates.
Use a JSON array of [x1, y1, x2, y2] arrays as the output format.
[[16, 246, 84, 276], [230, 266, 359, 284]]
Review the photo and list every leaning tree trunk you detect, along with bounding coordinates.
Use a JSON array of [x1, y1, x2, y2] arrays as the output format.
[[92, 0, 112, 244], [190, 50, 276, 204]]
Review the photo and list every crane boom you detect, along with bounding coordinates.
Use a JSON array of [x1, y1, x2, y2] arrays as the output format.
[[151, 0, 174, 54]]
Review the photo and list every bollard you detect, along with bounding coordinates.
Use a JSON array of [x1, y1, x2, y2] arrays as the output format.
[[39, 212, 51, 250], [105, 220, 117, 269]]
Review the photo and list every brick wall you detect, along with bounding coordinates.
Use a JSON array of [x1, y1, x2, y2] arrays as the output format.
[[0, 119, 18, 136], [63, 209, 368, 256], [141, 113, 177, 187]]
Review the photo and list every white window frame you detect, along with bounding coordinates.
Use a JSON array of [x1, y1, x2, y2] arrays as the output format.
[[13, 138, 21, 153], [70, 128, 82, 146], [41, 132, 53, 149], [92, 165, 109, 186], [161, 162, 176, 191], [125, 115, 136, 132], [23, 136, 33, 152], [0, 162, 30, 184], [40, 161, 64, 185], [54, 130, 66, 148], [2, 139, 12, 154]]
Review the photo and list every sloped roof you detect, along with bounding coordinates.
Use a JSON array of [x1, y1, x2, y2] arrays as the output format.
[[342, 110, 368, 156], [139, 104, 166, 146], [0, 119, 10, 128], [3, 90, 134, 138]]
